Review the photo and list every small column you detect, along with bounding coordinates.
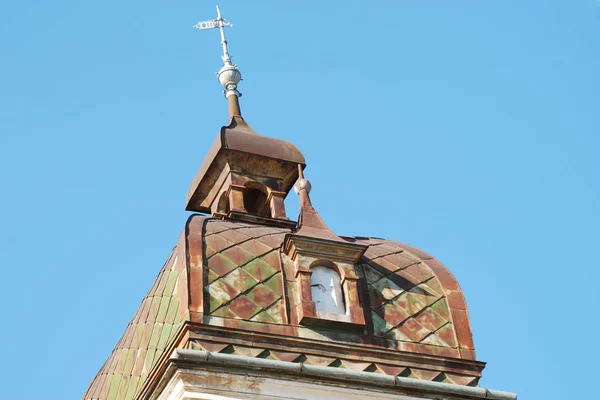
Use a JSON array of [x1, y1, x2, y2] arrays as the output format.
[[267, 190, 288, 219], [295, 268, 317, 322], [342, 275, 366, 325], [227, 184, 247, 213]]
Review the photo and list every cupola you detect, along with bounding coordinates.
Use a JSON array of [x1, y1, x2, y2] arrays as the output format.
[[185, 8, 304, 228], [185, 117, 305, 228]]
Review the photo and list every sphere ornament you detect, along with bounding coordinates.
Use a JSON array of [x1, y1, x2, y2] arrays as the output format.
[[294, 178, 312, 195], [217, 64, 242, 89], [195, 6, 243, 100]]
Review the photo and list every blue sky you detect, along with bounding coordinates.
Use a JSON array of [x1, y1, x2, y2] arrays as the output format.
[[1, 1, 598, 398]]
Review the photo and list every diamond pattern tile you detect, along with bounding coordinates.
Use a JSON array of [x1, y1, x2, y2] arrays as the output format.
[[246, 282, 281, 309], [376, 299, 411, 327], [221, 268, 259, 292], [226, 295, 262, 320], [435, 323, 458, 347], [241, 254, 278, 282], [204, 220, 288, 324], [221, 245, 257, 267], [208, 253, 238, 277], [356, 238, 457, 350], [415, 308, 447, 332], [86, 221, 479, 400]]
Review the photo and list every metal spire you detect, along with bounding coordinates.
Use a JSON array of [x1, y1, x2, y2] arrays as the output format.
[[194, 6, 243, 117], [215, 6, 232, 64]]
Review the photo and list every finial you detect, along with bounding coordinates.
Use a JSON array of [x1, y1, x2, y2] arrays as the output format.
[[194, 6, 243, 118], [294, 165, 312, 195], [294, 164, 313, 211], [292, 165, 344, 241]]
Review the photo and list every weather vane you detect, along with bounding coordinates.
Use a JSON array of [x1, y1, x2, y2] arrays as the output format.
[[194, 6, 242, 99]]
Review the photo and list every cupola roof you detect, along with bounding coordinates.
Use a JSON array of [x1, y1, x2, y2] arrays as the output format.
[[83, 215, 481, 400]]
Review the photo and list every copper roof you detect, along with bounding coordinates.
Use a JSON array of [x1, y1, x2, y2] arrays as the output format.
[[83, 215, 482, 400], [185, 117, 305, 214]]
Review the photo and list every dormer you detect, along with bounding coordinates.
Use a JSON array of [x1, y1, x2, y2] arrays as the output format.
[[185, 19, 304, 228], [283, 167, 368, 331]]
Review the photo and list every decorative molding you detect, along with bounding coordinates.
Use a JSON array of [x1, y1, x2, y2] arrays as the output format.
[[284, 234, 367, 264], [146, 350, 514, 400]]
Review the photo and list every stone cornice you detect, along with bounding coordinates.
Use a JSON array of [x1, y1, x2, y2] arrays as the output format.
[[147, 349, 516, 400], [283, 233, 367, 263]]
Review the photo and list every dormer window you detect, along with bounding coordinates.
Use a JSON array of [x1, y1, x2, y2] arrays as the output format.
[[283, 167, 367, 331], [310, 266, 345, 314]]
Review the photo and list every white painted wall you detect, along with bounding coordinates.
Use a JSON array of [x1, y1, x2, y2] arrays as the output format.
[[156, 370, 428, 400]]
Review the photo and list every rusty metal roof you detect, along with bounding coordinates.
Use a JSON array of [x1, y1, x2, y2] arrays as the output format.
[[83, 215, 482, 400], [201, 218, 476, 359], [185, 117, 305, 214]]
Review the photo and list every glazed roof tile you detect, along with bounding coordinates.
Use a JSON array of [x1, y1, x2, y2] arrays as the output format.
[[83, 216, 481, 400]]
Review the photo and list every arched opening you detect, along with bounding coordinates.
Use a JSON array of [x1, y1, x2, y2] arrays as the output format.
[[310, 265, 345, 314], [243, 186, 271, 218], [216, 192, 230, 215]]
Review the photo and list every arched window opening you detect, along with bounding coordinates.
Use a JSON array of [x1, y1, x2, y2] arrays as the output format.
[[216, 192, 230, 215], [243, 187, 270, 218], [310, 266, 345, 314]]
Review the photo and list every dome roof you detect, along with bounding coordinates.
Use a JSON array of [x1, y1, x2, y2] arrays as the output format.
[[83, 215, 483, 400], [194, 217, 476, 360]]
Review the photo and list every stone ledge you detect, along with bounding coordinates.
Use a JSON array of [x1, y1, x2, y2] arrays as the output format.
[[163, 349, 516, 400]]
